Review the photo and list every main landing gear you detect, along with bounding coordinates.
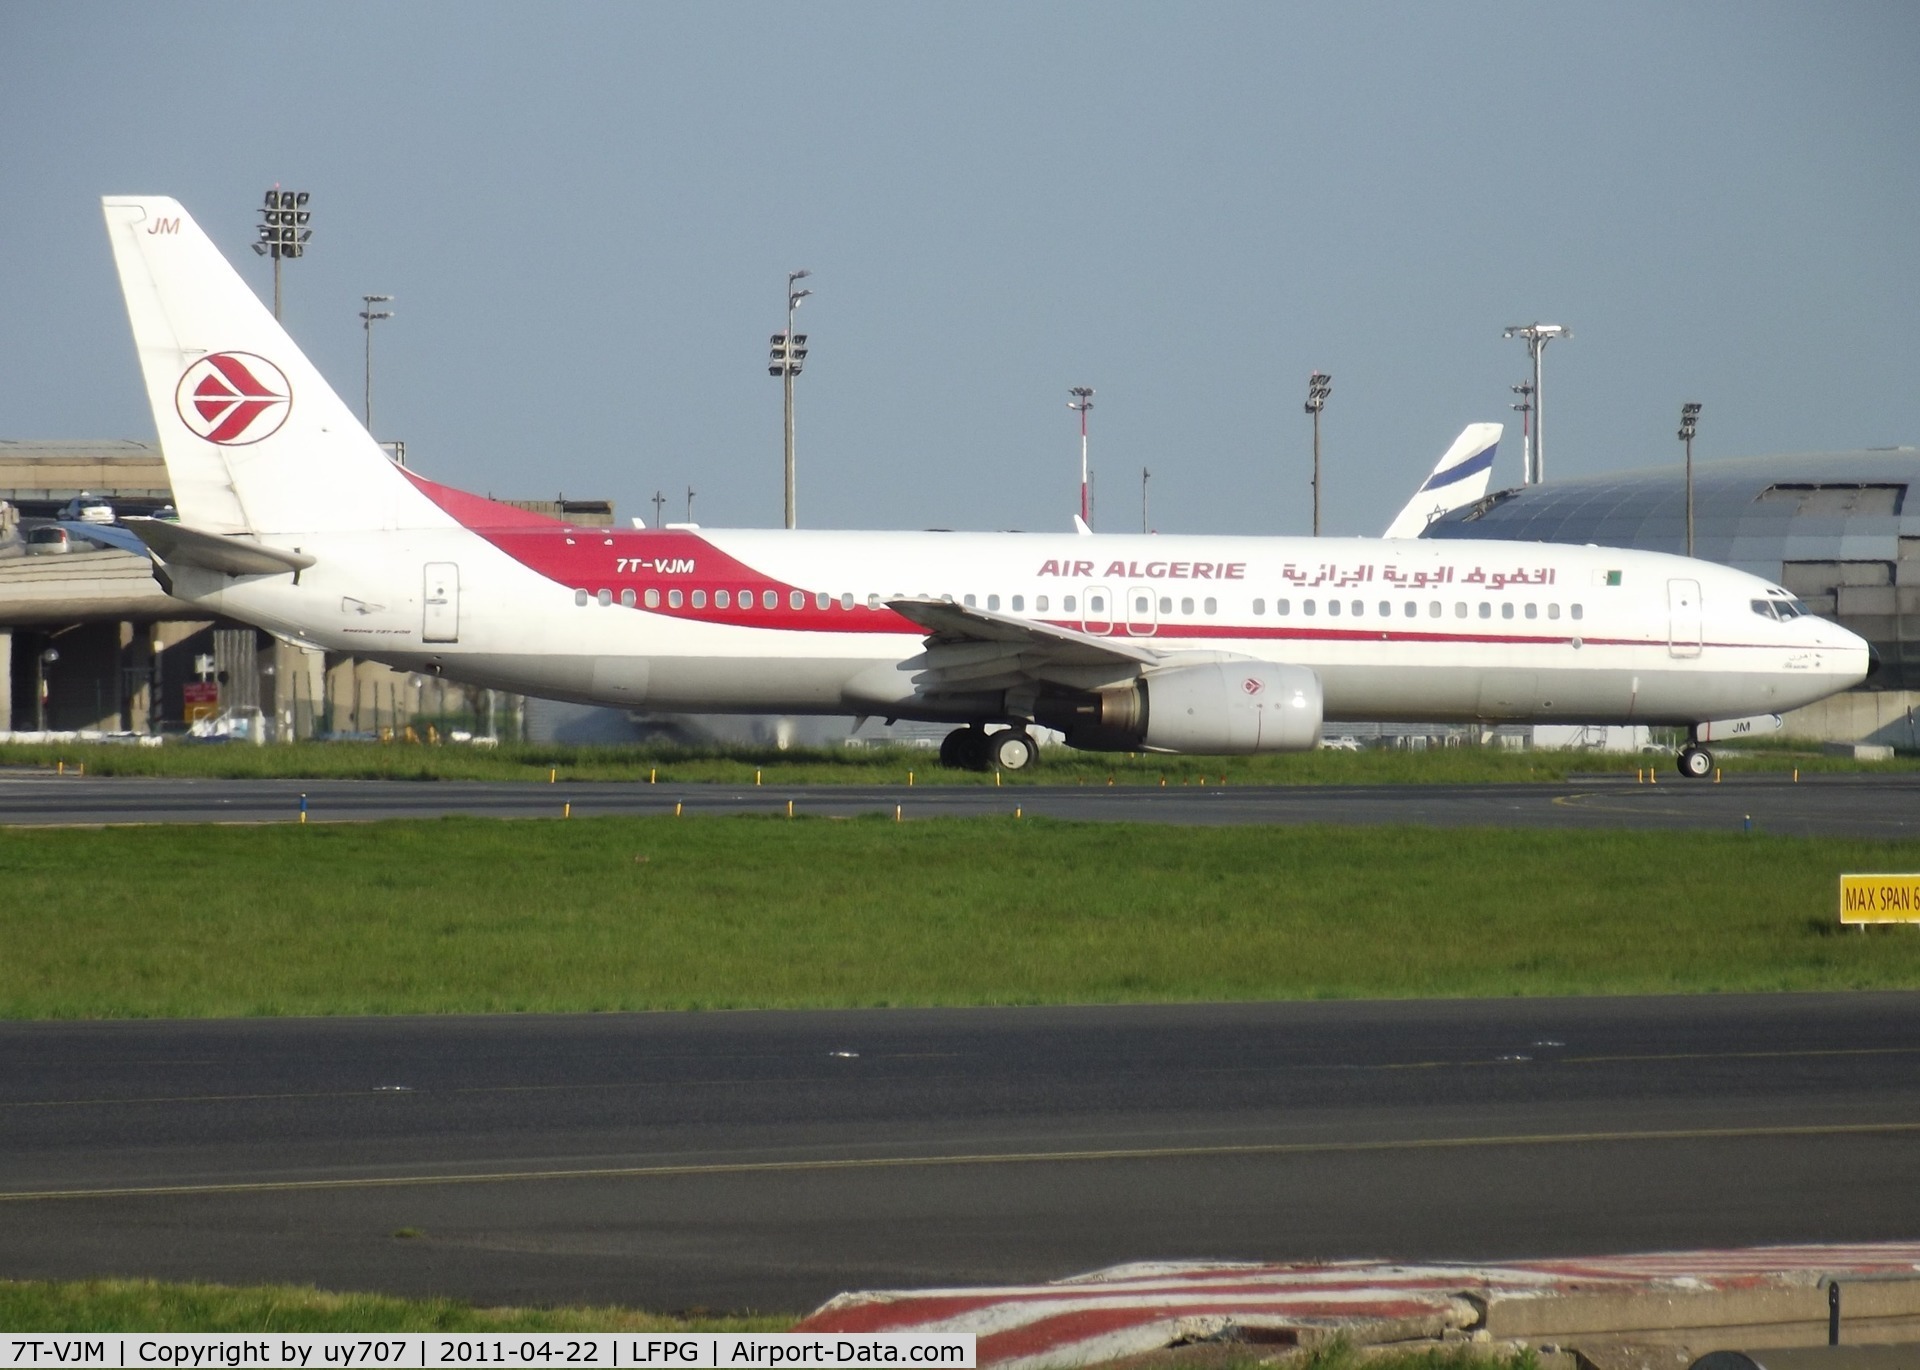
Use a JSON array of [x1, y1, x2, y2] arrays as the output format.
[[939, 725, 1038, 772], [1677, 736, 1714, 780]]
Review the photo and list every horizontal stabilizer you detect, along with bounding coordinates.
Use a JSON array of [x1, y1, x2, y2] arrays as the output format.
[[124, 517, 315, 576], [1383, 422, 1502, 538]]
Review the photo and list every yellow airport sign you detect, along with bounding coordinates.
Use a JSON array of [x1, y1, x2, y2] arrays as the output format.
[[1840, 874, 1920, 924]]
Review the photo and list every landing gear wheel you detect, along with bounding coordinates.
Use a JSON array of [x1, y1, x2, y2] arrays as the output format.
[[941, 726, 993, 771], [939, 728, 972, 769], [1678, 745, 1713, 780], [989, 729, 1037, 772]]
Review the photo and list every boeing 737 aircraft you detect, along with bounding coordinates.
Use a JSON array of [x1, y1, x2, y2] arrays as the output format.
[[101, 197, 1871, 775]]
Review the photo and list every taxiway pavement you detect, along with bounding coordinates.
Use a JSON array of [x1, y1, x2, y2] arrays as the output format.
[[0, 770, 1913, 836], [4, 995, 1920, 1313]]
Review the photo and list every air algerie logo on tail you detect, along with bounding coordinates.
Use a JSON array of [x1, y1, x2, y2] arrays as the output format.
[[175, 353, 291, 445]]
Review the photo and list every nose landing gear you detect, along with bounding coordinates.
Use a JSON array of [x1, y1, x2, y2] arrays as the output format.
[[1677, 742, 1714, 779]]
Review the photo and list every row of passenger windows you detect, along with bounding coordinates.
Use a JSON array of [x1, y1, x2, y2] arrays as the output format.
[[572, 585, 1583, 624], [1254, 598, 1583, 621]]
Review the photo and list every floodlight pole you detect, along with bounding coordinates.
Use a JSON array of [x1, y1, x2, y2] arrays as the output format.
[[1679, 402, 1702, 557], [1510, 381, 1534, 487], [359, 295, 393, 431], [1068, 388, 1095, 526], [686, 486, 696, 523], [1304, 372, 1331, 535], [651, 490, 666, 527], [1503, 324, 1569, 484], [772, 270, 812, 530], [1141, 466, 1150, 534], [252, 187, 312, 322]]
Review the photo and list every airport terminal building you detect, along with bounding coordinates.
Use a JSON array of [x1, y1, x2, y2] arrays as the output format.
[[1423, 446, 1920, 745]]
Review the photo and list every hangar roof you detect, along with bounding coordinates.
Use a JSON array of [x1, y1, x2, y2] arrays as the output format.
[[1423, 448, 1920, 576]]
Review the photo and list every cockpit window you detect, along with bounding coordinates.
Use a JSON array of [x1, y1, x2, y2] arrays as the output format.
[[1752, 597, 1809, 621]]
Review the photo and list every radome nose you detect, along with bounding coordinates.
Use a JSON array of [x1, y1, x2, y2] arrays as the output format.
[[1866, 643, 1883, 681]]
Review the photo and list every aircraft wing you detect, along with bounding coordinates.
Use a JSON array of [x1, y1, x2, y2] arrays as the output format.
[[1382, 422, 1502, 538], [886, 596, 1210, 696]]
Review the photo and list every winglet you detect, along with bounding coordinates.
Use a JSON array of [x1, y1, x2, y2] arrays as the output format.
[[1073, 514, 1093, 536], [1382, 423, 1502, 538]]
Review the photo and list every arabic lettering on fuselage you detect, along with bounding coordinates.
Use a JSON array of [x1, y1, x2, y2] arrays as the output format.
[[1032, 559, 1556, 589]]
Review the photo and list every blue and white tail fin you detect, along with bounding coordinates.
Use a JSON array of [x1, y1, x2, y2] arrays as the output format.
[[1381, 423, 1502, 539], [102, 196, 440, 538]]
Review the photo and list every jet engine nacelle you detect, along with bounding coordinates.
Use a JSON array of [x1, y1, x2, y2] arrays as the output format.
[[1058, 662, 1324, 754]]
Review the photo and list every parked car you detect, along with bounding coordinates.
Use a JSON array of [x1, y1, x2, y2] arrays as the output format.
[[25, 526, 71, 555], [60, 492, 115, 524]]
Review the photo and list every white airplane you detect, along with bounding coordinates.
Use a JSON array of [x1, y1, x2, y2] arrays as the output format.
[[102, 196, 1871, 777], [1381, 423, 1502, 538]]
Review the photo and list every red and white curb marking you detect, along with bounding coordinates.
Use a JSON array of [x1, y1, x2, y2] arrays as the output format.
[[795, 1244, 1920, 1370]]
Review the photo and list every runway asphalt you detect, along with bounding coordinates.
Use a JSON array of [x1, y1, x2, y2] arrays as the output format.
[[4, 994, 1920, 1314], [0, 769, 1915, 836]]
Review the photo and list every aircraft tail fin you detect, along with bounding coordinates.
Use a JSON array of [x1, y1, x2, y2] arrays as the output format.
[[1381, 422, 1502, 538], [101, 196, 435, 537]]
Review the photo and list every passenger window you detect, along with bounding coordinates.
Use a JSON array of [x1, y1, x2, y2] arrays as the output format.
[[1455, 602, 1467, 618], [714, 589, 730, 609], [1133, 594, 1149, 613], [1253, 598, 1266, 615], [1091, 594, 1106, 613], [1064, 595, 1077, 612], [964, 593, 976, 607], [816, 591, 831, 610], [597, 589, 613, 607], [1204, 597, 1217, 615], [1181, 596, 1195, 614], [691, 589, 707, 608], [1304, 599, 1317, 616], [1429, 601, 1440, 617], [1328, 599, 1341, 617], [765, 590, 779, 610], [645, 588, 660, 608], [668, 589, 683, 609], [1571, 603, 1583, 620], [1036, 595, 1049, 612], [1160, 597, 1172, 614], [867, 593, 881, 610], [1277, 598, 1290, 616], [574, 589, 589, 606], [620, 589, 637, 608], [1012, 595, 1024, 611], [1351, 600, 1363, 617], [1404, 602, 1416, 617], [1525, 603, 1537, 619], [1500, 602, 1513, 620], [1548, 603, 1560, 620], [988, 594, 1001, 611], [1380, 601, 1392, 617], [840, 592, 855, 610]]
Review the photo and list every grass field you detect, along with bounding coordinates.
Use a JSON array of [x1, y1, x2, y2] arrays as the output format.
[[2, 815, 1916, 1019], [0, 736, 1906, 786], [0, 1279, 787, 1331]]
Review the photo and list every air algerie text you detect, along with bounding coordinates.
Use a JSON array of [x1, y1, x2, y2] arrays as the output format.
[[1037, 560, 1245, 580]]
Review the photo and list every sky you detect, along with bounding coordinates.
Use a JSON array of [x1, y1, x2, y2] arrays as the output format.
[[2, 2, 1916, 537]]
